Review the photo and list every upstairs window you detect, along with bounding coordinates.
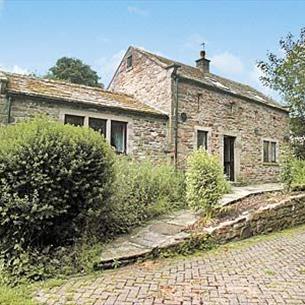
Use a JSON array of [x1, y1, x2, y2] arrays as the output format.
[[111, 121, 127, 154], [64, 114, 84, 127], [197, 130, 208, 150], [89, 117, 107, 137], [126, 55, 133, 69], [263, 140, 277, 163]]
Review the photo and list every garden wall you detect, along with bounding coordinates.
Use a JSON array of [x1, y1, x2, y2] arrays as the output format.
[[206, 193, 305, 243]]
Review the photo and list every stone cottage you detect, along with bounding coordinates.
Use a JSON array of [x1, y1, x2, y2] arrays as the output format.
[[109, 47, 289, 183], [0, 46, 289, 183], [0, 71, 169, 162]]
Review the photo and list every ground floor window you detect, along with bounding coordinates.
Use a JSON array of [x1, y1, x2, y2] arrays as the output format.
[[89, 117, 107, 137], [64, 114, 84, 127], [263, 140, 277, 163], [197, 130, 208, 150], [64, 114, 128, 154], [111, 121, 127, 154]]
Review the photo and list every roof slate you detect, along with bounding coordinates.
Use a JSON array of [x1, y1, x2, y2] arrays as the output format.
[[2, 71, 166, 117], [134, 47, 288, 112]]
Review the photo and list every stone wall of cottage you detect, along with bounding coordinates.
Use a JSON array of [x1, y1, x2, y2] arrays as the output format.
[[109, 48, 172, 114], [1, 95, 169, 163], [176, 81, 289, 183], [0, 94, 7, 124]]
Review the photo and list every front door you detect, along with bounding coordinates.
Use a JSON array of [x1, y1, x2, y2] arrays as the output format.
[[224, 136, 235, 181]]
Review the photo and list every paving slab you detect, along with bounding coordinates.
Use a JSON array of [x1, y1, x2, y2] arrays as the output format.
[[97, 183, 283, 269]]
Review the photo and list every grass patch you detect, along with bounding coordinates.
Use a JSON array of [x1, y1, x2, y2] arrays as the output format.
[[0, 284, 37, 305]]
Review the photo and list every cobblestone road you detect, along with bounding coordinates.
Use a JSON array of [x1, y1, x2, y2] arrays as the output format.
[[36, 226, 305, 305]]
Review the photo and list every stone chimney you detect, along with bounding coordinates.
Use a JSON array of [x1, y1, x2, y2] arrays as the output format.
[[196, 50, 210, 73]]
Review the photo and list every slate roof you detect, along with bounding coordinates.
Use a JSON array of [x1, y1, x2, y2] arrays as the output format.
[[134, 47, 288, 112], [2, 71, 166, 117]]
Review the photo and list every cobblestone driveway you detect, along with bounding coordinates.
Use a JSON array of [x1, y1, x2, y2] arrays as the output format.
[[36, 226, 305, 305]]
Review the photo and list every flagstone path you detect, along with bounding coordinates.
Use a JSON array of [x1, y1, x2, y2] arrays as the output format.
[[96, 183, 283, 268]]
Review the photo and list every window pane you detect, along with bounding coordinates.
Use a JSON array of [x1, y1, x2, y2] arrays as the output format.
[[271, 142, 277, 162], [89, 118, 107, 137], [197, 130, 208, 150], [64, 114, 84, 127], [127, 55, 132, 68], [111, 121, 127, 154], [263, 141, 269, 162]]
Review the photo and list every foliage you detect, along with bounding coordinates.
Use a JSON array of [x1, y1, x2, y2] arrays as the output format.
[[46, 57, 102, 87], [0, 284, 37, 305], [104, 157, 186, 235], [258, 28, 305, 158], [186, 149, 230, 213], [281, 147, 305, 191], [0, 117, 115, 282]]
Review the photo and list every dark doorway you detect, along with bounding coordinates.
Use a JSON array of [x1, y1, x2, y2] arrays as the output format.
[[224, 136, 235, 181]]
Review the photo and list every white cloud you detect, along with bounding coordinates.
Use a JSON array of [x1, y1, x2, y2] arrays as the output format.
[[127, 6, 148, 16], [95, 49, 126, 86], [0, 64, 29, 75], [248, 64, 278, 99], [210, 52, 244, 75]]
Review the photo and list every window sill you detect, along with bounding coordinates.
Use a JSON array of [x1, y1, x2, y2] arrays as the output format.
[[262, 162, 280, 167], [126, 67, 133, 72]]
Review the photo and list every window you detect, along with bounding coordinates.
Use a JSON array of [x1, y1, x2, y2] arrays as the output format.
[[64, 114, 84, 126], [197, 130, 208, 150], [89, 118, 107, 137], [111, 121, 127, 154], [127, 55, 133, 69], [270, 142, 277, 163], [63, 113, 128, 154], [263, 140, 277, 163]]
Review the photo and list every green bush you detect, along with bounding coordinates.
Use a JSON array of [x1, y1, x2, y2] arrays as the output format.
[[104, 157, 186, 235], [186, 149, 230, 212], [282, 151, 305, 191], [0, 117, 115, 281]]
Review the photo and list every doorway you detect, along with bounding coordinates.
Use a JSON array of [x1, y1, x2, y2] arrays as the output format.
[[224, 136, 235, 181]]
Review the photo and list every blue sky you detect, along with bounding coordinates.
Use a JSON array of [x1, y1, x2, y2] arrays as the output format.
[[0, 0, 304, 98]]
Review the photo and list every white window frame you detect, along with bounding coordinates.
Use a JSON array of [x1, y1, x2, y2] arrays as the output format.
[[262, 138, 279, 164], [194, 126, 212, 153], [59, 109, 133, 154]]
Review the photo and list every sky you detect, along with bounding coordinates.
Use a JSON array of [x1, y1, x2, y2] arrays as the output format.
[[0, 0, 304, 99]]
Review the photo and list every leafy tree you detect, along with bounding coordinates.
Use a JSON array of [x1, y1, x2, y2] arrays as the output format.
[[46, 57, 102, 87], [258, 28, 305, 157]]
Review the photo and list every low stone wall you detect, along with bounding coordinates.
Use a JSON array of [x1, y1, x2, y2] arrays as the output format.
[[206, 193, 305, 243], [97, 192, 305, 270]]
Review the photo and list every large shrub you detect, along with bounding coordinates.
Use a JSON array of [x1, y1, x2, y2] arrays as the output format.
[[104, 157, 186, 235], [186, 149, 230, 212], [0, 117, 115, 281], [282, 153, 305, 191]]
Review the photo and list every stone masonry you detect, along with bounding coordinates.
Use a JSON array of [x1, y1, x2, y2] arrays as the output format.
[[109, 47, 289, 183], [0, 92, 169, 163], [176, 81, 288, 183], [0, 46, 290, 182]]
